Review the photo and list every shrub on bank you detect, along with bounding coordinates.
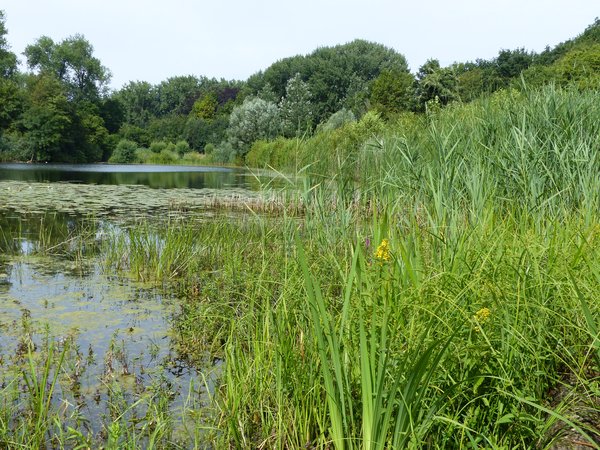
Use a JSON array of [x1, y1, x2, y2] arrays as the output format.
[[109, 139, 138, 163]]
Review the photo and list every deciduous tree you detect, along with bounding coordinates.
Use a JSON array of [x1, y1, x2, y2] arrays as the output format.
[[24, 34, 110, 101], [227, 97, 281, 156], [279, 73, 313, 137]]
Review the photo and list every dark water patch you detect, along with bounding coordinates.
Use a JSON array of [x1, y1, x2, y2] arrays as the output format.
[[0, 162, 275, 190]]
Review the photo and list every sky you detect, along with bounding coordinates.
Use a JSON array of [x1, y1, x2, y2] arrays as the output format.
[[2, 0, 598, 90]]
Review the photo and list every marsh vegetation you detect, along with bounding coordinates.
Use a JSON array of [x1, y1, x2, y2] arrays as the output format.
[[0, 86, 598, 449]]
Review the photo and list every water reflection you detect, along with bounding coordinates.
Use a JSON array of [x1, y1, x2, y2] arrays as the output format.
[[0, 211, 95, 255], [0, 163, 273, 190]]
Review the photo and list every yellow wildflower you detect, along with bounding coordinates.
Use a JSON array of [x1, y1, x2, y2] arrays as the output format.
[[473, 307, 491, 332], [474, 307, 491, 322], [374, 238, 391, 262]]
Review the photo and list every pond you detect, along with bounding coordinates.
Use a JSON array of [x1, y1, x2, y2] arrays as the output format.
[[0, 163, 278, 444]]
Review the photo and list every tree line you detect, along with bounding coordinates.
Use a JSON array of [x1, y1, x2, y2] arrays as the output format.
[[0, 10, 598, 164]]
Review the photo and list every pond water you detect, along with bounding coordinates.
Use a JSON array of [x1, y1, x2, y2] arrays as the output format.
[[0, 163, 272, 441], [0, 162, 270, 190]]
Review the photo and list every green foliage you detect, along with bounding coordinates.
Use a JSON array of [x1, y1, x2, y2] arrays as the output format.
[[536, 18, 600, 65], [134, 146, 153, 162], [152, 147, 179, 164], [246, 137, 299, 168], [227, 97, 281, 156], [0, 14, 599, 167], [455, 64, 487, 102], [246, 110, 384, 171], [19, 75, 71, 162], [203, 143, 215, 155], [99, 98, 125, 134], [553, 43, 600, 88], [72, 101, 109, 162], [318, 108, 356, 132], [24, 34, 110, 101], [174, 140, 190, 155], [0, 10, 17, 78], [416, 59, 459, 110], [149, 141, 168, 153], [279, 73, 314, 137], [370, 69, 414, 117], [146, 114, 187, 142], [495, 48, 534, 79], [0, 78, 23, 129], [183, 116, 228, 151], [156, 75, 200, 116], [210, 141, 237, 164], [249, 39, 409, 123], [180, 150, 204, 164], [191, 92, 218, 120], [114, 81, 157, 127], [521, 43, 600, 90], [109, 138, 138, 163], [118, 123, 151, 147], [257, 82, 279, 103], [345, 110, 385, 147]]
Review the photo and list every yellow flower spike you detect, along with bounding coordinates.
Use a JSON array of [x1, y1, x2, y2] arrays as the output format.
[[474, 307, 491, 322], [374, 238, 391, 262], [473, 307, 491, 332]]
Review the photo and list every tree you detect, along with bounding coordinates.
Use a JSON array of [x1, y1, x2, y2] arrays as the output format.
[[370, 69, 414, 117], [415, 59, 459, 110], [99, 98, 125, 134], [279, 73, 314, 137], [114, 81, 158, 127], [495, 48, 533, 80], [257, 82, 278, 103], [319, 108, 356, 132], [0, 10, 17, 78], [454, 63, 487, 103], [249, 40, 409, 123], [0, 79, 23, 130], [24, 34, 110, 101], [553, 43, 600, 89], [227, 97, 281, 157], [71, 100, 109, 162], [156, 75, 201, 116], [146, 115, 187, 142], [191, 92, 218, 120], [20, 75, 71, 161], [184, 116, 228, 151]]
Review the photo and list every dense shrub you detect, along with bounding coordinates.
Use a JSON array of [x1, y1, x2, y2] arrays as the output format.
[[174, 140, 190, 155], [109, 139, 138, 163], [318, 108, 356, 132], [149, 141, 168, 153]]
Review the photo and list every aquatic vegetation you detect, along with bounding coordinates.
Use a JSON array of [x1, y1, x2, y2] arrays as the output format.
[[0, 180, 298, 221]]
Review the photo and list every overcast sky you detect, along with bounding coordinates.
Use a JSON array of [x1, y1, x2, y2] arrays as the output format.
[[2, 0, 598, 90]]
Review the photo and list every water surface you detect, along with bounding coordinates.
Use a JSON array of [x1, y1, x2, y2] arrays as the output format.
[[0, 162, 271, 190]]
